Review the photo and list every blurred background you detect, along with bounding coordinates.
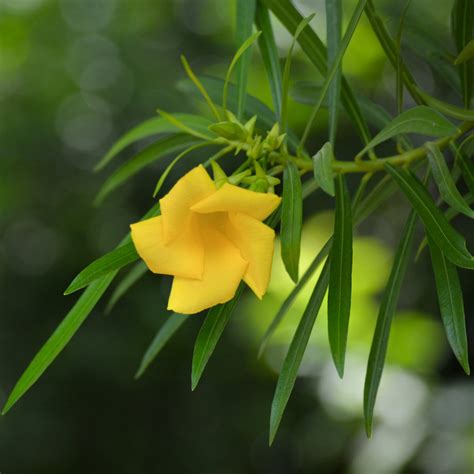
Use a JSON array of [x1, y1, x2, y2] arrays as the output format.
[[0, 0, 472, 472]]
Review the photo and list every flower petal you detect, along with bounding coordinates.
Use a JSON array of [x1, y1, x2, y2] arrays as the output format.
[[191, 183, 281, 221], [167, 228, 248, 314], [226, 212, 275, 299], [160, 165, 215, 243], [130, 215, 204, 279]]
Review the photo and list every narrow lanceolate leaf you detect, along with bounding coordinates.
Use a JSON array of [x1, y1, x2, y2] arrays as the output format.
[[94, 114, 212, 171], [457, 149, 474, 194], [395, 0, 412, 115], [269, 260, 330, 445], [357, 106, 458, 158], [3, 271, 117, 414], [259, 239, 332, 357], [105, 261, 148, 314], [313, 142, 335, 196], [235, 0, 257, 119], [191, 285, 244, 390], [326, 0, 342, 145], [455, 38, 474, 65], [427, 235, 470, 374], [414, 87, 474, 122], [280, 161, 303, 283], [255, 1, 283, 119], [385, 164, 474, 269], [364, 210, 417, 437], [135, 313, 190, 379], [452, 0, 473, 107], [426, 142, 474, 218], [328, 175, 353, 378], [95, 135, 199, 205], [261, 0, 373, 148], [64, 242, 138, 295]]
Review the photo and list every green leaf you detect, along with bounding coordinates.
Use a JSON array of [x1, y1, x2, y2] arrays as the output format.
[[259, 239, 332, 358], [157, 109, 214, 141], [94, 134, 199, 205], [261, 0, 373, 150], [385, 163, 474, 269], [281, 13, 315, 132], [94, 114, 212, 171], [426, 142, 474, 218], [300, 0, 367, 149], [269, 260, 330, 445], [395, 0, 412, 115], [3, 271, 117, 414], [364, 209, 417, 437], [105, 261, 148, 314], [456, 147, 474, 194], [223, 31, 261, 113], [235, 0, 257, 119], [280, 161, 302, 283], [191, 285, 244, 390], [328, 174, 353, 378], [357, 106, 458, 158], [64, 242, 138, 295], [452, 0, 473, 107], [255, 2, 283, 119], [414, 87, 474, 121], [135, 313, 190, 379], [364, 0, 423, 104], [427, 235, 470, 374], [326, 0, 342, 145], [177, 76, 299, 150], [455, 38, 474, 64], [313, 142, 335, 197]]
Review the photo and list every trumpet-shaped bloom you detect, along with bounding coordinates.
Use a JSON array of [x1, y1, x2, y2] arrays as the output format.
[[130, 165, 281, 314]]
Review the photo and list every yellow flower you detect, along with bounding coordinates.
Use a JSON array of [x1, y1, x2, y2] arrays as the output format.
[[130, 165, 281, 314]]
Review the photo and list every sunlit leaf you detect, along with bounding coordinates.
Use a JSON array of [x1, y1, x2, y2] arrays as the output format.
[[364, 210, 417, 437], [426, 142, 474, 218], [313, 142, 335, 197], [269, 260, 330, 445], [427, 235, 470, 374], [328, 174, 353, 378], [280, 161, 302, 283], [357, 106, 458, 158], [135, 313, 190, 379], [385, 163, 474, 269]]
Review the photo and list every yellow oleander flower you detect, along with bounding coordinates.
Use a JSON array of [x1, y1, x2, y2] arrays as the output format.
[[130, 165, 281, 314]]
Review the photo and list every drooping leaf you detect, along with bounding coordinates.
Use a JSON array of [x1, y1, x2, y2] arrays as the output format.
[[235, 0, 257, 119], [105, 261, 148, 314], [255, 2, 283, 119], [364, 209, 417, 437], [94, 114, 213, 171], [427, 235, 470, 374], [64, 243, 138, 295], [313, 142, 335, 196], [280, 161, 303, 282], [385, 164, 474, 269], [259, 239, 332, 358], [94, 135, 199, 205], [426, 142, 474, 218], [328, 174, 353, 378], [415, 87, 474, 121], [452, 0, 473, 107], [135, 313, 190, 379], [300, 0, 368, 148], [3, 271, 117, 414], [269, 260, 330, 445], [357, 106, 458, 158], [326, 0, 342, 145], [191, 285, 244, 390], [261, 0, 373, 149]]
